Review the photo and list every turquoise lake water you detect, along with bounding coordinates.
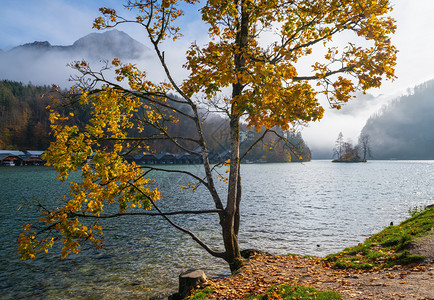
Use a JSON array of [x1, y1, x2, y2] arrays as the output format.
[[0, 161, 433, 299]]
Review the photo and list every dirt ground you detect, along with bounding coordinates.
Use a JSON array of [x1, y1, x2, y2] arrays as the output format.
[[203, 234, 434, 299]]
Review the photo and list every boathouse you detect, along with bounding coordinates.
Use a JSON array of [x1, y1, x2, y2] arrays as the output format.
[[134, 153, 158, 165], [156, 152, 176, 164], [0, 150, 45, 166], [176, 152, 199, 164], [23, 151, 45, 165]]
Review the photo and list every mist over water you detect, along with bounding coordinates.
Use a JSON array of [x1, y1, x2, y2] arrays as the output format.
[[0, 161, 433, 298]]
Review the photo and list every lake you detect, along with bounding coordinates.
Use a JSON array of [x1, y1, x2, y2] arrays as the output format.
[[0, 161, 433, 299]]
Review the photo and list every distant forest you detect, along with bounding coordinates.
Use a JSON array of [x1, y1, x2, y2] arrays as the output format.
[[0, 80, 53, 149], [0, 80, 311, 162]]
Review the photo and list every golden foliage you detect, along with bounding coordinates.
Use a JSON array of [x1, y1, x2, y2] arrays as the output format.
[[183, 0, 396, 130], [18, 85, 162, 260], [18, 0, 397, 261]]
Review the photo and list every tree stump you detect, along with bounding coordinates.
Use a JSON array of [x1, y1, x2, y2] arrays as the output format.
[[178, 269, 207, 299]]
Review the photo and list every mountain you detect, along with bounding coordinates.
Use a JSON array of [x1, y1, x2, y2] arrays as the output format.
[[361, 80, 434, 159], [0, 30, 150, 87], [12, 41, 53, 51], [72, 30, 148, 60], [6, 29, 149, 60]]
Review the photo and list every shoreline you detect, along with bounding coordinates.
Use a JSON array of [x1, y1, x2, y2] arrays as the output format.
[[188, 206, 434, 299]]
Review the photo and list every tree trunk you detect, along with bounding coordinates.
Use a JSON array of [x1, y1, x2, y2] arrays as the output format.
[[221, 212, 242, 272], [234, 167, 241, 237], [220, 0, 249, 272], [222, 113, 242, 272]]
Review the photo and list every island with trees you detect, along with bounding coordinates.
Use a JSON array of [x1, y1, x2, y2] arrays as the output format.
[[332, 132, 371, 163]]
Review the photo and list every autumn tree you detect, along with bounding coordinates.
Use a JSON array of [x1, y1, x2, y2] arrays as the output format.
[[18, 0, 397, 271]]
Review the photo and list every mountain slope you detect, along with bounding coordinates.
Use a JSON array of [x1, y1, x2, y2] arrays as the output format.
[[361, 80, 434, 159]]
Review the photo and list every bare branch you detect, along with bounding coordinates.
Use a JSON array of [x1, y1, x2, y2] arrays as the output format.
[[129, 183, 226, 259], [240, 129, 270, 162], [139, 165, 208, 188], [70, 209, 223, 218], [293, 66, 353, 81], [99, 136, 200, 144], [69, 63, 196, 120], [148, 122, 203, 155], [268, 129, 304, 158]]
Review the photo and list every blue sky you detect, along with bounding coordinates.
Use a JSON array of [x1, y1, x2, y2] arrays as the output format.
[[1, 0, 433, 93], [1, 0, 434, 155], [0, 0, 203, 50]]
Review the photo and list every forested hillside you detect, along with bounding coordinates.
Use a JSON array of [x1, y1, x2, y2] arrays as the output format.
[[0, 80, 54, 149], [0, 80, 311, 161], [361, 80, 434, 159]]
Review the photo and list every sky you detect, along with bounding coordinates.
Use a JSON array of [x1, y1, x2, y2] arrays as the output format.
[[1, 0, 434, 158]]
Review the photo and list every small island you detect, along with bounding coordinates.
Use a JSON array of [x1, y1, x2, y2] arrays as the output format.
[[332, 153, 367, 163], [331, 132, 370, 163]]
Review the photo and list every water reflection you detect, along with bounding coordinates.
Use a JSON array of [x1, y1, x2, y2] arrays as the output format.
[[0, 161, 433, 298]]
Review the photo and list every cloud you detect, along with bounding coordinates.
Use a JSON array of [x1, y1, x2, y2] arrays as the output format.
[[0, 29, 153, 88], [337, 93, 376, 116], [301, 93, 396, 159], [0, 50, 77, 87], [378, 0, 434, 96]]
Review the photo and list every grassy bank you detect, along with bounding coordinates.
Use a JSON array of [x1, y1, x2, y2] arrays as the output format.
[[188, 205, 433, 299], [326, 205, 433, 270]]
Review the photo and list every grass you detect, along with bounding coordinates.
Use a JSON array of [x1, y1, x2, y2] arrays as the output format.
[[245, 284, 342, 300], [326, 205, 434, 270], [189, 285, 342, 300], [188, 287, 214, 300]]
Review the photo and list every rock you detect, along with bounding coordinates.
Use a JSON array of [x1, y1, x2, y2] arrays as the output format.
[[178, 269, 207, 299], [241, 249, 271, 259]]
